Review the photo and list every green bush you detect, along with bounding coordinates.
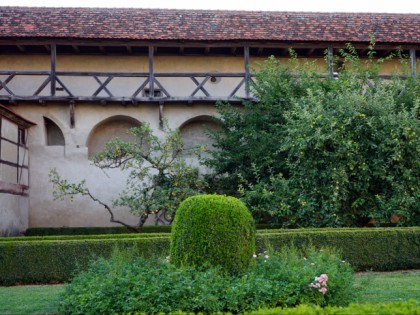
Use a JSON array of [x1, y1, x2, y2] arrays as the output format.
[[0, 238, 169, 286], [59, 246, 353, 314], [251, 300, 420, 315], [1, 227, 419, 285], [170, 194, 255, 274], [205, 50, 420, 227], [24, 225, 171, 236], [256, 227, 420, 271]]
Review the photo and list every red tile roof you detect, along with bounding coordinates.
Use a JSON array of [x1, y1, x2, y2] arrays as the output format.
[[0, 7, 419, 44]]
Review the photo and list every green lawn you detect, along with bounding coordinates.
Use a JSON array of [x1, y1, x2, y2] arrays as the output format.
[[0, 284, 64, 315], [0, 271, 419, 314], [353, 270, 420, 304]]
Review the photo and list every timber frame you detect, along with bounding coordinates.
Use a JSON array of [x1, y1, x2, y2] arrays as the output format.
[[0, 105, 35, 195], [0, 41, 418, 105]]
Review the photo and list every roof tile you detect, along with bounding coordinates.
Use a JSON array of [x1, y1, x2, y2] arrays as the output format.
[[0, 7, 418, 44]]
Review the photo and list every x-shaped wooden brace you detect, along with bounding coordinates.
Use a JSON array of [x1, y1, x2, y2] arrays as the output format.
[[93, 76, 114, 97], [190, 76, 210, 97]]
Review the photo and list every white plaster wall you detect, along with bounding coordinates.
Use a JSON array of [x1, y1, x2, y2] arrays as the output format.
[[11, 102, 218, 228], [0, 193, 28, 236]]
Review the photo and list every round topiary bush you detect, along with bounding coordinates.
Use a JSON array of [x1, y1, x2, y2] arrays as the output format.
[[170, 194, 255, 275]]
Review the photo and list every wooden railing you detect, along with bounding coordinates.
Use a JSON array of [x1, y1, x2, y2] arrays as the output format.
[[0, 70, 255, 103]]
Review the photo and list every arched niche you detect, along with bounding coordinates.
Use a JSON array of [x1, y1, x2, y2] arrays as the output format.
[[44, 117, 65, 146], [87, 115, 141, 159], [179, 116, 221, 157]]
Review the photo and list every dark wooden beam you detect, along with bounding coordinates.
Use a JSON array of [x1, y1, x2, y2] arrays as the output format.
[[69, 101, 75, 128], [50, 44, 56, 96], [410, 49, 417, 77], [16, 45, 26, 53], [327, 46, 334, 79], [306, 48, 315, 56], [149, 46, 155, 98], [244, 46, 250, 98], [0, 180, 27, 196], [2, 39, 419, 51], [159, 101, 164, 130]]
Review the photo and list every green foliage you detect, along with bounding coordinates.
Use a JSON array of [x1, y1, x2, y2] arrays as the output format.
[[50, 122, 206, 232], [205, 47, 420, 227], [59, 246, 354, 314], [256, 227, 420, 271], [353, 270, 420, 304], [1, 227, 419, 285], [251, 300, 420, 315], [0, 284, 65, 315], [24, 225, 171, 236], [0, 238, 169, 285], [170, 194, 255, 274]]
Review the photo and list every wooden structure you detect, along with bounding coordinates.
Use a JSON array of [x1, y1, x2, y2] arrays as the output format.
[[0, 7, 418, 232]]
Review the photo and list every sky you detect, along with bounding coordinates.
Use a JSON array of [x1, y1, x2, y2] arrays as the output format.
[[1, 0, 420, 13]]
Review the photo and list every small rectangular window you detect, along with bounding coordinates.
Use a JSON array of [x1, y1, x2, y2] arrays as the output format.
[[18, 128, 26, 145], [143, 88, 162, 97]]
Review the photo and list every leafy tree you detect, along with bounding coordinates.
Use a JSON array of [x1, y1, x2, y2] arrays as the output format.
[[205, 47, 419, 227], [50, 123, 206, 232]]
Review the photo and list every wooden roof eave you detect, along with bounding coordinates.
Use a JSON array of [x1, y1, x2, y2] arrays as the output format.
[[0, 104, 36, 128], [0, 37, 418, 51]]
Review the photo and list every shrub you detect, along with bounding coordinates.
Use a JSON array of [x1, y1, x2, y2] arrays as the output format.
[[0, 238, 169, 285], [24, 225, 172, 236], [170, 194, 255, 274], [1, 227, 419, 285], [251, 300, 420, 315], [59, 246, 354, 314], [205, 49, 420, 227]]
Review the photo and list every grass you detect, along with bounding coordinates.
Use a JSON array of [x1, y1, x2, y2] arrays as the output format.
[[0, 271, 419, 314], [0, 284, 64, 315], [353, 270, 420, 304]]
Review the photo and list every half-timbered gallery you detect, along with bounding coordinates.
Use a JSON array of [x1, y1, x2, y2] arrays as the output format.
[[0, 7, 419, 235]]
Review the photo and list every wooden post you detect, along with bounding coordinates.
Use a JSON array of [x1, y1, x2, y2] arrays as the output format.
[[327, 46, 334, 79], [149, 45, 154, 98], [50, 44, 56, 96], [159, 101, 164, 130], [410, 49, 417, 77], [69, 101, 75, 128], [244, 46, 250, 98]]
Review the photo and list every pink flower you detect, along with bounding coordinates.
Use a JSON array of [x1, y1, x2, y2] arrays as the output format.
[[319, 287, 327, 295]]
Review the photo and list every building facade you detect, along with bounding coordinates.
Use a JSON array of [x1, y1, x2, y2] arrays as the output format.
[[0, 7, 419, 234]]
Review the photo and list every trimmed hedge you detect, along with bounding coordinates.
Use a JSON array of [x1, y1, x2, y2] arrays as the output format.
[[1, 227, 419, 285], [1, 232, 169, 242], [151, 301, 420, 315], [0, 237, 170, 285], [250, 301, 420, 315], [170, 195, 255, 274], [25, 224, 279, 236], [256, 227, 420, 271], [24, 225, 172, 236]]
